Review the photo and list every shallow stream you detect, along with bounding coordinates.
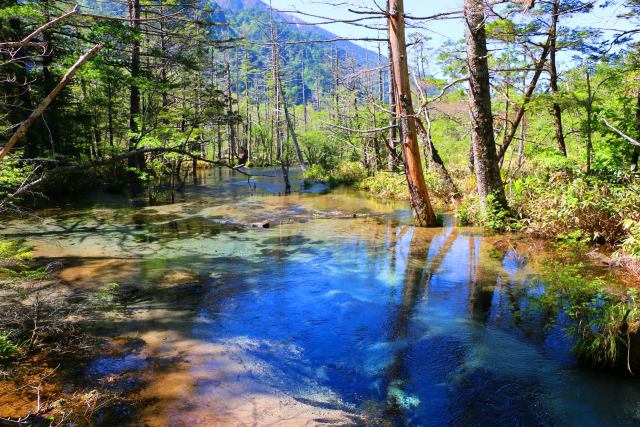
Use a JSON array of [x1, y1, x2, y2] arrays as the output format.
[[1, 168, 639, 426]]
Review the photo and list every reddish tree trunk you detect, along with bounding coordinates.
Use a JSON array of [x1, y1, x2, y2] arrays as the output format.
[[388, 0, 437, 227]]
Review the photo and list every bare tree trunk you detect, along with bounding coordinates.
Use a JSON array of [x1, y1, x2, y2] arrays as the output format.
[[334, 46, 340, 120], [269, 1, 282, 161], [301, 50, 307, 132], [128, 0, 144, 170], [416, 114, 460, 198], [464, 0, 508, 209], [633, 81, 640, 169], [106, 80, 114, 147], [517, 112, 526, 170], [225, 53, 236, 163], [217, 122, 222, 161], [586, 69, 593, 173], [549, 0, 567, 156], [388, 0, 437, 227], [387, 36, 398, 171], [278, 78, 307, 171]]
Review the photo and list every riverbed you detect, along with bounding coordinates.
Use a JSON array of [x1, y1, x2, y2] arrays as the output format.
[[1, 168, 639, 426]]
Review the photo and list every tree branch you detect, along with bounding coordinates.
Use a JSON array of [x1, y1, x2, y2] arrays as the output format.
[[0, 44, 103, 163], [602, 119, 640, 147]]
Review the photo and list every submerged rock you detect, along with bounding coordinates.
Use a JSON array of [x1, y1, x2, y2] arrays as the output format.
[[251, 221, 270, 229]]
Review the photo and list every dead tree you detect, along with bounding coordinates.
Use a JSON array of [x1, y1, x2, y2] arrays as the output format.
[[388, 0, 437, 226]]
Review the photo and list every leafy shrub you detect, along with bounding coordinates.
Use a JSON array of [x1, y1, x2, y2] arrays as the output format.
[[333, 161, 367, 184], [303, 164, 330, 184], [456, 194, 480, 225], [620, 219, 640, 258], [356, 172, 408, 200], [304, 161, 368, 187], [509, 175, 639, 244], [480, 193, 517, 231], [423, 168, 450, 200], [300, 130, 340, 170], [0, 334, 21, 363]]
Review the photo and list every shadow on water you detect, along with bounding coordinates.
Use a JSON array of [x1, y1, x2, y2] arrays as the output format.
[[2, 168, 640, 426]]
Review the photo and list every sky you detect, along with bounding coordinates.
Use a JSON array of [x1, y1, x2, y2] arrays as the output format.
[[270, 0, 465, 47], [269, 0, 636, 70]]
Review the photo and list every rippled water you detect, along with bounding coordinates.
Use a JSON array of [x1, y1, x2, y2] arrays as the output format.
[[1, 168, 639, 426]]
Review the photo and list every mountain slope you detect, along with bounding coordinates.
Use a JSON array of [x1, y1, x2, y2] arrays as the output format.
[[211, 0, 383, 104]]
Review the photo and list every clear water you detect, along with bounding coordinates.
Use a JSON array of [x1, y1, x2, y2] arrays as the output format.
[[1, 168, 638, 426]]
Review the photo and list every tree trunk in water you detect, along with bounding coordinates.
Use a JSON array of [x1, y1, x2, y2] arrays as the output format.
[[549, 0, 567, 156], [128, 0, 144, 170], [388, 0, 437, 227], [464, 0, 508, 209]]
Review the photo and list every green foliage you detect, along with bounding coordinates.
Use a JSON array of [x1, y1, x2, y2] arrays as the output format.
[[356, 172, 408, 200], [300, 130, 340, 170], [539, 264, 640, 370], [0, 239, 43, 283], [620, 219, 640, 258], [456, 194, 480, 226], [303, 164, 330, 184], [509, 174, 639, 246], [0, 334, 21, 363], [333, 161, 367, 184], [481, 193, 517, 232], [305, 161, 368, 187], [0, 154, 36, 202]]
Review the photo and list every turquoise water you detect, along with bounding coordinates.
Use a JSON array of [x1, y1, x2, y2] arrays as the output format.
[[2, 168, 639, 426]]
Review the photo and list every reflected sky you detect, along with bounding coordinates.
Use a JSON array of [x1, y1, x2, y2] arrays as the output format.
[[2, 168, 639, 426]]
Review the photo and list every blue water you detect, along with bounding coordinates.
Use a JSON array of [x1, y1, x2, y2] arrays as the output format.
[[7, 168, 639, 426], [187, 223, 640, 426]]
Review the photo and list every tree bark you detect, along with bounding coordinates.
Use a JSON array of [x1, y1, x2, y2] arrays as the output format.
[[225, 53, 236, 163], [128, 0, 145, 170], [464, 0, 508, 209], [387, 29, 398, 171], [633, 82, 640, 169], [388, 0, 437, 227], [549, 0, 567, 156], [586, 69, 593, 173]]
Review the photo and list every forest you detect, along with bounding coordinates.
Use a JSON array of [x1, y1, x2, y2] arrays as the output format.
[[1, 0, 640, 425]]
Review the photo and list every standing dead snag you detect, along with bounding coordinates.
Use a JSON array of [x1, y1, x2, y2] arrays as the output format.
[[464, 0, 508, 210], [0, 44, 103, 162], [387, 0, 437, 227]]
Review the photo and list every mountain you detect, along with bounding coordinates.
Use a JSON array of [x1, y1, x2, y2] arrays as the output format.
[[215, 0, 378, 66], [209, 0, 384, 104]]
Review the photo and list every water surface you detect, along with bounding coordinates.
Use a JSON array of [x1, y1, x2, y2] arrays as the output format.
[[1, 168, 638, 426]]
